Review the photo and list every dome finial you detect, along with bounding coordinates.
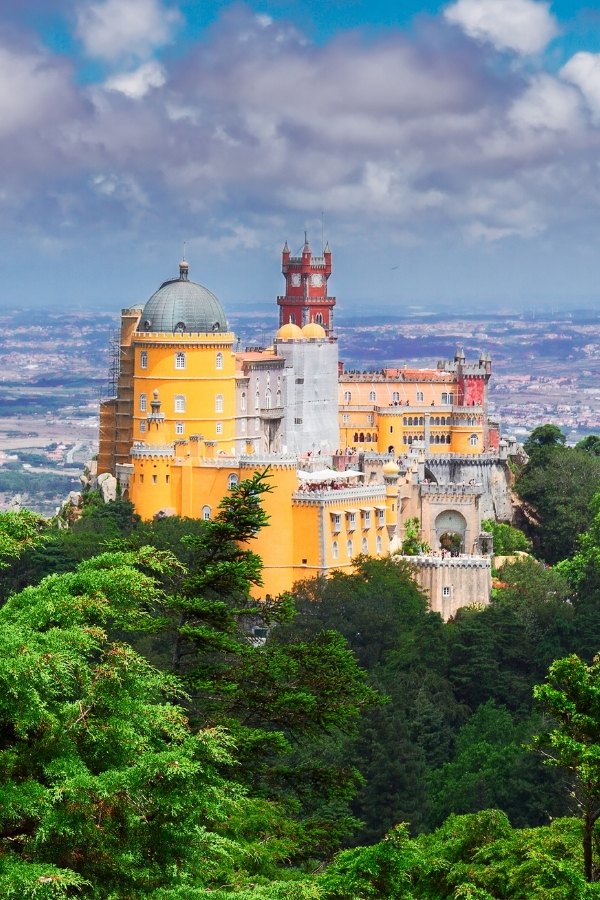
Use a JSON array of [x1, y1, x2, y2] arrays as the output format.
[[179, 240, 189, 280]]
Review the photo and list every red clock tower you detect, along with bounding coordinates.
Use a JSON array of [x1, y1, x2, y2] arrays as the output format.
[[277, 236, 335, 334]]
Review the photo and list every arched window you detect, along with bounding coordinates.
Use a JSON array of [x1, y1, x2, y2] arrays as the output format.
[[408, 436, 413, 444], [416, 391, 424, 402], [215, 394, 223, 413], [369, 391, 376, 402], [353, 432, 359, 443], [255, 390, 260, 410], [440, 416, 446, 425], [175, 422, 184, 435], [289, 313, 295, 324], [332, 540, 338, 560], [140, 351, 147, 369], [347, 539, 353, 558], [175, 352, 186, 369], [241, 392, 246, 412], [174, 395, 185, 413], [202, 505, 211, 521], [446, 434, 451, 444], [276, 390, 281, 406], [435, 435, 440, 444], [403, 435, 408, 444], [392, 391, 400, 403], [359, 432, 365, 442], [265, 389, 271, 409], [228, 473, 239, 489], [469, 433, 478, 446], [419, 417, 424, 425], [362, 537, 368, 554], [430, 434, 435, 443], [216, 352, 223, 370], [365, 432, 372, 442], [315, 312, 323, 324], [344, 391, 352, 403], [376, 535, 382, 554], [139, 393, 147, 412], [403, 417, 408, 426]]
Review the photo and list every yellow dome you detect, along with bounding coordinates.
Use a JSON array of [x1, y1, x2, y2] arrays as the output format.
[[302, 322, 326, 338], [276, 323, 304, 340], [382, 460, 400, 475]]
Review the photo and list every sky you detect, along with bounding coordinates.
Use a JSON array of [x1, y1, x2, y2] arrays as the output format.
[[4, 0, 600, 316]]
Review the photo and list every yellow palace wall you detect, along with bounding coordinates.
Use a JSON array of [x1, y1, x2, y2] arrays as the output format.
[[132, 332, 237, 448]]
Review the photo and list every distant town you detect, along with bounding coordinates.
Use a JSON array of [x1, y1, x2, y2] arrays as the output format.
[[0, 305, 599, 515]]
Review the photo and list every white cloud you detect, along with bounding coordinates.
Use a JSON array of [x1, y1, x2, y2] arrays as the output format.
[[444, 0, 557, 55], [0, 46, 74, 137], [76, 0, 181, 62], [508, 74, 583, 132], [561, 52, 600, 120], [105, 61, 166, 98]]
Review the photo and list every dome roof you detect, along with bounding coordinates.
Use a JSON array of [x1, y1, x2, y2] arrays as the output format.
[[302, 322, 326, 338], [138, 261, 228, 334], [382, 460, 400, 475], [276, 323, 304, 340]]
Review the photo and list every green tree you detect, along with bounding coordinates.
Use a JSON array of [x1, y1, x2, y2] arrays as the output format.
[[577, 435, 600, 456], [524, 424, 566, 459], [532, 654, 600, 882], [0, 548, 297, 897], [482, 519, 531, 556]]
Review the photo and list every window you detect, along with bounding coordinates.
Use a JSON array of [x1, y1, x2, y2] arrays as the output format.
[[255, 390, 260, 410], [362, 537, 368, 554], [175, 422, 184, 435], [175, 352, 186, 369], [140, 351, 147, 369], [240, 419, 246, 434], [332, 540, 338, 560], [416, 391, 424, 402], [367, 413, 374, 425], [376, 535, 382, 554], [369, 390, 376, 402], [228, 473, 239, 489], [139, 393, 147, 412], [139, 474, 144, 484], [363, 511, 371, 527], [216, 422, 223, 435], [289, 313, 295, 324], [295, 377, 304, 384], [174, 394, 185, 413], [241, 392, 246, 412], [202, 505, 211, 520], [152, 474, 157, 484], [377, 509, 385, 525], [255, 417, 260, 431], [295, 417, 303, 424], [347, 512, 356, 530], [442, 586, 451, 597], [332, 514, 341, 532], [276, 390, 281, 406], [315, 312, 323, 324], [469, 433, 478, 446], [139, 421, 146, 433], [265, 389, 271, 409], [215, 394, 223, 413], [389, 426, 393, 434], [343, 414, 349, 425], [392, 391, 400, 403], [347, 540, 353, 558], [441, 392, 448, 404], [344, 391, 351, 403], [216, 352, 223, 370]]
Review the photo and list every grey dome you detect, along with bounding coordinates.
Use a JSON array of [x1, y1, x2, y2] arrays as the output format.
[[138, 263, 228, 334]]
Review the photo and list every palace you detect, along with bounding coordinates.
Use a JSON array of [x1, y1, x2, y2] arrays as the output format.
[[97, 240, 514, 617]]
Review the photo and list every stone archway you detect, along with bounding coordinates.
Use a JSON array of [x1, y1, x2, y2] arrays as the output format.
[[435, 509, 467, 553]]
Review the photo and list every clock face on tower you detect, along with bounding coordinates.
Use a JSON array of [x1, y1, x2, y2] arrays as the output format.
[[290, 273, 301, 287], [310, 273, 323, 287]]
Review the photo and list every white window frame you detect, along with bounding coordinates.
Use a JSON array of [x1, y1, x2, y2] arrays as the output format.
[[140, 351, 148, 369], [175, 352, 186, 369], [175, 422, 184, 435], [216, 422, 223, 435], [469, 433, 478, 446], [202, 505, 211, 521], [174, 394, 186, 413], [216, 352, 223, 370], [215, 394, 224, 413], [139, 393, 147, 412], [416, 391, 424, 402], [228, 473, 239, 490]]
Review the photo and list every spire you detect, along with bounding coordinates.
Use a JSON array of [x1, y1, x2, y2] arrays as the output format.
[[179, 258, 189, 281], [283, 240, 289, 252]]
